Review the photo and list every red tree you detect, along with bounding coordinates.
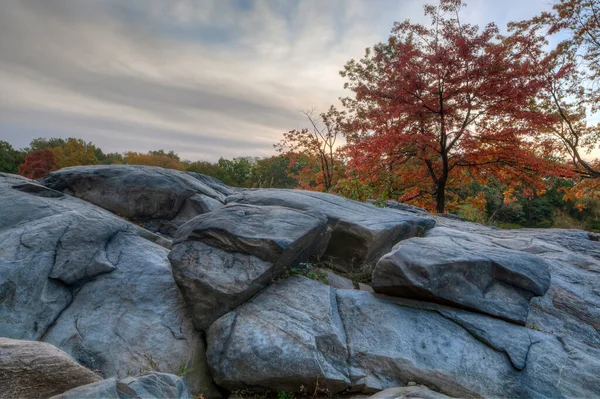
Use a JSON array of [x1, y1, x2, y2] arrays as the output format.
[[18, 149, 57, 179], [340, 0, 564, 213]]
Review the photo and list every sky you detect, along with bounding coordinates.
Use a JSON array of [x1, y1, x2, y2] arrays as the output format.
[[0, 0, 553, 162]]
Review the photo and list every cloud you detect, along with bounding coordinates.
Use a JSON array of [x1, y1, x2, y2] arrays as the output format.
[[0, 0, 554, 160]]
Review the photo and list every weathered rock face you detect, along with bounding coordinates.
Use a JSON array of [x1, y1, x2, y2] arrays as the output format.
[[314, 267, 355, 290], [169, 204, 330, 330], [427, 218, 600, 351], [226, 189, 435, 269], [206, 277, 600, 398], [207, 277, 349, 393], [0, 173, 218, 398], [0, 338, 101, 399], [372, 228, 552, 324], [368, 385, 452, 399], [5, 166, 600, 399], [40, 165, 226, 235], [51, 373, 193, 399]]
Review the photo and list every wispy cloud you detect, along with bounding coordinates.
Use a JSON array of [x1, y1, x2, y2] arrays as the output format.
[[0, 0, 550, 161]]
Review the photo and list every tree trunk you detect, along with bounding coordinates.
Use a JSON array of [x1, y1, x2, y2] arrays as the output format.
[[436, 178, 447, 214]]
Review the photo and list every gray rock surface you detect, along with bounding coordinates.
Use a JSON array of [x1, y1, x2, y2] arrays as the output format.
[[51, 373, 193, 399], [207, 277, 600, 398], [0, 173, 219, 398], [373, 228, 552, 324], [226, 189, 435, 269], [368, 386, 452, 399], [40, 165, 226, 235], [428, 218, 600, 350], [0, 337, 101, 399], [169, 204, 329, 331], [314, 267, 355, 290], [207, 277, 349, 393], [51, 379, 120, 399]]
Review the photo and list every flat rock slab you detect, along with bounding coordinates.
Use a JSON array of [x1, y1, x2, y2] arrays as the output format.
[[0, 338, 101, 399], [373, 228, 552, 324], [368, 386, 452, 399], [40, 165, 226, 235], [0, 173, 219, 398], [169, 204, 329, 331], [51, 373, 192, 399], [206, 277, 600, 398], [226, 189, 435, 269]]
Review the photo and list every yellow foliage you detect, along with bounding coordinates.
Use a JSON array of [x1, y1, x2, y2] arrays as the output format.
[[123, 152, 186, 170], [52, 138, 99, 169]]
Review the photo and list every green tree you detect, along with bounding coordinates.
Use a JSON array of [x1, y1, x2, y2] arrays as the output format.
[[0, 141, 25, 174], [28, 137, 67, 152], [251, 155, 297, 188], [217, 157, 257, 187]]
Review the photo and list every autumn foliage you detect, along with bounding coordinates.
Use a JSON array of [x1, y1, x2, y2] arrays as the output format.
[[18, 150, 57, 179], [507, 0, 600, 211], [337, 0, 568, 213]]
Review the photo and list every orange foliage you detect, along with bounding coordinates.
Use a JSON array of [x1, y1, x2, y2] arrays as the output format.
[[339, 0, 567, 213]]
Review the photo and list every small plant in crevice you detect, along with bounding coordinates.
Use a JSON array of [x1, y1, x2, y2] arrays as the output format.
[[277, 390, 295, 399], [176, 362, 187, 377], [283, 262, 328, 285]]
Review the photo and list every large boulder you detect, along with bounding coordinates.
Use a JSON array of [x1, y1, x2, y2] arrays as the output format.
[[169, 204, 329, 330], [0, 338, 101, 399], [206, 276, 349, 393], [40, 165, 227, 235], [428, 218, 600, 350], [206, 277, 600, 398], [372, 228, 551, 324], [0, 173, 219, 397], [226, 189, 435, 269], [51, 373, 193, 399]]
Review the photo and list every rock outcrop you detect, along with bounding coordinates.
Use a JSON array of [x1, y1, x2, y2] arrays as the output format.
[[372, 228, 552, 324], [4, 166, 600, 399], [40, 165, 227, 235], [226, 189, 435, 269], [0, 173, 218, 397], [51, 373, 193, 399], [0, 338, 101, 399], [169, 204, 329, 330], [207, 276, 600, 398]]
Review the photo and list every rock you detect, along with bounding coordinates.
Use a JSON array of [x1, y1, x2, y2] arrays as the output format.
[[40, 165, 227, 236], [206, 276, 350, 393], [376, 200, 429, 216], [207, 277, 600, 398], [368, 386, 452, 399], [187, 172, 236, 197], [169, 204, 329, 331], [314, 268, 355, 290], [0, 338, 101, 399], [51, 373, 193, 399], [427, 218, 600, 350], [0, 174, 219, 398], [358, 283, 374, 292], [372, 228, 551, 324], [226, 189, 435, 269], [51, 379, 120, 399]]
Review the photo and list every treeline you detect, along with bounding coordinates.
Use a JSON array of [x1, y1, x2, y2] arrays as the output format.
[[1, 136, 599, 231], [0, 137, 299, 189]]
